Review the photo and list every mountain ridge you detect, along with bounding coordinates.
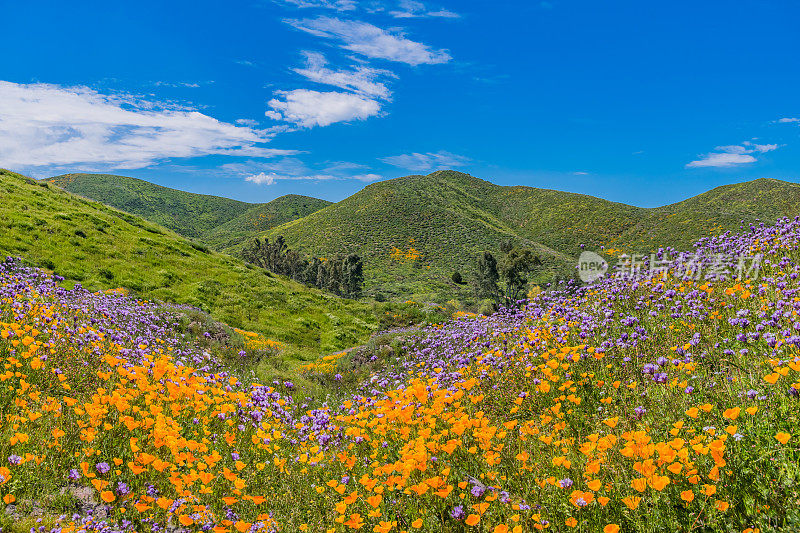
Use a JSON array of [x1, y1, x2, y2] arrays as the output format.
[[41, 169, 800, 302]]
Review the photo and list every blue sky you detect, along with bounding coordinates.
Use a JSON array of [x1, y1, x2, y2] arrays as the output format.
[[1, 0, 799, 206]]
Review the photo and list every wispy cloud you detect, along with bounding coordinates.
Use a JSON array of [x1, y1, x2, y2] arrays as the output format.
[[266, 88, 382, 128], [380, 150, 470, 171], [777, 117, 800, 123], [286, 16, 451, 65], [0, 81, 292, 173], [293, 51, 394, 98], [274, 0, 356, 10], [388, 0, 459, 19], [685, 141, 778, 168], [152, 81, 203, 88], [232, 157, 383, 185]]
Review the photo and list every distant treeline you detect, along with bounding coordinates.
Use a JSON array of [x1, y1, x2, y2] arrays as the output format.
[[242, 236, 363, 299]]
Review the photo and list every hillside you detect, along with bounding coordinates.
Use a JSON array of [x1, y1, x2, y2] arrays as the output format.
[[617, 178, 800, 251], [259, 171, 800, 300], [260, 171, 576, 301], [2, 169, 376, 356], [44, 171, 800, 304], [45, 173, 331, 243], [46, 173, 253, 238], [201, 194, 332, 249]]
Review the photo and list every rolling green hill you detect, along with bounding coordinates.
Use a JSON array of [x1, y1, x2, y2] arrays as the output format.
[[45, 173, 331, 243], [47, 173, 253, 238], [258, 171, 800, 300], [258, 171, 579, 301], [43, 170, 800, 304], [616, 178, 800, 251], [201, 194, 332, 249], [3, 169, 376, 356]]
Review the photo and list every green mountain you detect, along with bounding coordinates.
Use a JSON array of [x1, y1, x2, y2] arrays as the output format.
[[45, 173, 331, 243], [201, 195, 332, 250], [259, 171, 582, 300], [259, 171, 800, 300], [3, 169, 375, 356], [43, 170, 800, 304], [616, 178, 800, 251]]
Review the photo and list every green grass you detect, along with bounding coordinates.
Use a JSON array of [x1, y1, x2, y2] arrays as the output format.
[[258, 171, 575, 303], [3, 169, 376, 358], [46, 173, 331, 244]]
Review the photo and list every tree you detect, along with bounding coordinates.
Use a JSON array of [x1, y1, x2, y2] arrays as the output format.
[[499, 248, 541, 304], [240, 238, 364, 298], [341, 253, 364, 299], [327, 256, 343, 296], [315, 258, 328, 290], [241, 238, 270, 270], [474, 246, 541, 309], [475, 251, 500, 308]]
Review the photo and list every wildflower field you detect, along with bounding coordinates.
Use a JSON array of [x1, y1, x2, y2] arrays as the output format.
[[2, 218, 800, 532]]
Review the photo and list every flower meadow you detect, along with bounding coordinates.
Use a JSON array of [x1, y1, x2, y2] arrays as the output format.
[[2, 219, 800, 532]]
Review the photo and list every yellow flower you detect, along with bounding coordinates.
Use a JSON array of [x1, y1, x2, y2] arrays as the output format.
[[723, 407, 740, 420], [466, 514, 481, 526], [621, 496, 641, 510], [680, 490, 694, 502], [411, 519, 423, 528], [775, 432, 791, 445]]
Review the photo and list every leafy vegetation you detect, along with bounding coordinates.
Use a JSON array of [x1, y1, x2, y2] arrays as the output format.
[[2, 169, 376, 358], [202, 195, 332, 250], [241, 236, 364, 298]]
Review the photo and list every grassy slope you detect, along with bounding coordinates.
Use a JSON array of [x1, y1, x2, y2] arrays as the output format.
[[617, 178, 800, 251], [46, 171, 800, 303], [260, 171, 574, 301], [201, 194, 332, 250], [46, 173, 253, 239], [3, 169, 375, 356], [45, 174, 331, 246], [260, 172, 800, 300]]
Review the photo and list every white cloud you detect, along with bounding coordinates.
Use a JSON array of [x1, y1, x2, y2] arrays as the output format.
[[276, 0, 356, 10], [686, 152, 757, 168], [777, 117, 800, 123], [233, 158, 382, 185], [389, 0, 459, 18], [380, 150, 470, 171], [293, 51, 394, 99], [685, 141, 780, 168], [749, 143, 778, 153], [286, 16, 451, 65], [246, 172, 277, 185], [266, 88, 381, 128], [0, 81, 292, 172]]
